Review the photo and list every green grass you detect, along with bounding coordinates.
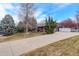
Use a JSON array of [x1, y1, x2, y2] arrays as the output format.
[[21, 35, 79, 56], [0, 32, 45, 43]]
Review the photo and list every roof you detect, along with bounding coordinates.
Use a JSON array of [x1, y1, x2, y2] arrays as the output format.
[[37, 20, 45, 27]]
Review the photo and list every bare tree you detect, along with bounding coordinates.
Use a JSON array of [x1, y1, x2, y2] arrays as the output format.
[[19, 3, 37, 32], [58, 18, 77, 28], [29, 17, 37, 31], [76, 10, 79, 29]]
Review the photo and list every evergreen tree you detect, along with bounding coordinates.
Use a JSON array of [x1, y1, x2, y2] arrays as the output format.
[[17, 21, 26, 32], [45, 16, 57, 34], [1, 14, 16, 36]]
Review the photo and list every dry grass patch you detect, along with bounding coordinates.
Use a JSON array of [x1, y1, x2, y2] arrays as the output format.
[[0, 32, 45, 43], [21, 35, 79, 56]]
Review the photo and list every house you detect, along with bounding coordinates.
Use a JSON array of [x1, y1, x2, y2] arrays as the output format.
[[37, 26, 45, 32], [37, 21, 45, 32], [57, 22, 78, 32]]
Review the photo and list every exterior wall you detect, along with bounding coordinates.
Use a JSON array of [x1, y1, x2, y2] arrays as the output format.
[[71, 29, 79, 32], [58, 28, 79, 32], [38, 26, 79, 32], [59, 28, 71, 32], [38, 27, 45, 32]]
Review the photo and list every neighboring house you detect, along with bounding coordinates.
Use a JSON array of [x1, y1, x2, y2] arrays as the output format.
[[57, 28, 78, 32], [38, 26, 45, 32], [37, 23, 78, 32], [56, 18, 79, 32], [58, 28, 74, 32], [57, 23, 78, 32], [37, 19, 79, 32], [37, 21, 45, 32]]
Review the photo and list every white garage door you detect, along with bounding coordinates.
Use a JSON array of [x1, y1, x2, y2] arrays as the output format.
[[59, 28, 71, 32]]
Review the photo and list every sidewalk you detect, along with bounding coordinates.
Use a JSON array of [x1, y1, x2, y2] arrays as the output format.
[[0, 32, 79, 56]]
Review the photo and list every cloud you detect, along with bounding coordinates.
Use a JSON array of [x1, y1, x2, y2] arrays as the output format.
[[34, 3, 72, 23], [0, 3, 20, 24], [34, 10, 42, 18], [0, 4, 7, 20], [37, 14, 47, 23], [34, 8, 47, 23], [34, 8, 43, 18], [12, 15, 20, 24], [2, 3, 14, 10], [69, 16, 77, 23], [0, 3, 72, 24], [53, 3, 71, 13]]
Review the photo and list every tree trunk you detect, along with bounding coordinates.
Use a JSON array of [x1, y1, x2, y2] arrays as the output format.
[[25, 23, 29, 32]]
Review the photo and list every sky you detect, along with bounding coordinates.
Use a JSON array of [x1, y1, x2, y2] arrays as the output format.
[[0, 3, 79, 24]]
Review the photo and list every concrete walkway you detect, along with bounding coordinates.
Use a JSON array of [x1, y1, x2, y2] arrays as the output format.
[[0, 32, 79, 56]]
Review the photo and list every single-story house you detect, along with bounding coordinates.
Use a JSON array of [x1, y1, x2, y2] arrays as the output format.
[[37, 23, 79, 32], [37, 22, 45, 32], [57, 23, 79, 32]]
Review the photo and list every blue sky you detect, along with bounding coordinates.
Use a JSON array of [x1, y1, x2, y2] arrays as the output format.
[[34, 3, 79, 22], [0, 3, 79, 23]]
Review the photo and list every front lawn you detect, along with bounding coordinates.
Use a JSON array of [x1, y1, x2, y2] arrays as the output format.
[[0, 32, 45, 43], [21, 35, 79, 56]]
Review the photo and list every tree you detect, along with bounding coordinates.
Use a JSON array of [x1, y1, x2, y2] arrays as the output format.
[[19, 3, 37, 32], [76, 10, 79, 29], [76, 10, 79, 23], [28, 17, 37, 32], [1, 14, 16, 36], [45, 16, 57, 34], [58, 18, 77, 28], [17, 21, 26, 32]]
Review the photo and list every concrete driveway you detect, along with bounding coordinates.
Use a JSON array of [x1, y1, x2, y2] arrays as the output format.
[[0, 32, 79, 56]]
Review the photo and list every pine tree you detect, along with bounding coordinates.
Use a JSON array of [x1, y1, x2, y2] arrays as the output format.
[[45, 16, 57, 34], [1, 14, 16, 36], [17, 21, 26, 32]]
